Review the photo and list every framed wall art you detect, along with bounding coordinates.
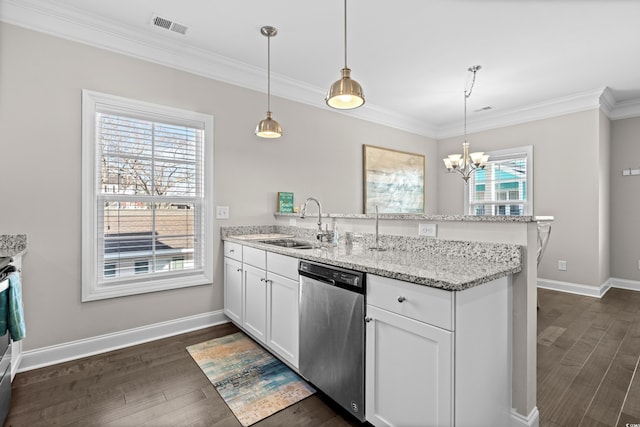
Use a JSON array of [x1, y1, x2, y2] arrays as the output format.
[[363, 144, 425, 214]]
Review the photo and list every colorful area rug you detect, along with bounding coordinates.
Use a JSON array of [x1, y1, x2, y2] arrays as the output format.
[[186, 332, 315, 426]]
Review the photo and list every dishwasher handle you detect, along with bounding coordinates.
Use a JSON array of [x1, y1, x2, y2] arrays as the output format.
[[299, 271, 336, 287]]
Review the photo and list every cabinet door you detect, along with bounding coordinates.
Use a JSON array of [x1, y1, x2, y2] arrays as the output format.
[[266, 272, 299, 368], [243, 264, 267, 343], [366, 305, 453, 427], [223, 257, 243, 324]]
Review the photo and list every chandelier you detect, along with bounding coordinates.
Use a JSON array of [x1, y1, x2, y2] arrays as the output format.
[[443, 65, 488, 183]]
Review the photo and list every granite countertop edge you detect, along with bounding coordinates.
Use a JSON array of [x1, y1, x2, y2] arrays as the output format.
[[0, 234, 27, 257], [223, 235, 522, 292]]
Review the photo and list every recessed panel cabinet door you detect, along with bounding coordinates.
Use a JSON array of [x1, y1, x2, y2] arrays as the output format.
[[365, 305, 453, 427], [243, 264, 267, 343], [266, 272, 299, 368], [223, 257, 243, 324]]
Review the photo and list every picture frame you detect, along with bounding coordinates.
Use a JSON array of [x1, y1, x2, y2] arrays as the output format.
[[363, 144, 425, 214]]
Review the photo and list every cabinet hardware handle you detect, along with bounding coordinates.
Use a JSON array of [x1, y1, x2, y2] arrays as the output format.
[[364, 316, 373, 323], [236, 268, 242, 272], [266, 279, 273, 284], [260, 278, 266, 282], [397, 296, 406, 303], [229, 249, 235, 253]]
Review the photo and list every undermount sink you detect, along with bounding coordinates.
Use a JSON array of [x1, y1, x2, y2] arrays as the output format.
[[258, 239, 316, 250]]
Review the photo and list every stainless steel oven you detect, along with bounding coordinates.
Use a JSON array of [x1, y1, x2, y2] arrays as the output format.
[[298, 260, 366, 422]]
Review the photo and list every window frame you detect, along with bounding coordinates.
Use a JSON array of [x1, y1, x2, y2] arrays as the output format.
[[82, 90, 214, 302], [464, 145, 533, 216]]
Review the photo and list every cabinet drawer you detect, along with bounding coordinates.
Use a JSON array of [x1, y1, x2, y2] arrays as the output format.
[[224, 241, 242, 261], [367, 275, 454, 331], [243, 246, 266, 269], [267, 252, 298, 281]]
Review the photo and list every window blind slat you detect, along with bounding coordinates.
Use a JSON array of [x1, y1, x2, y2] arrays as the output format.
[[96, 111, 203, 282]]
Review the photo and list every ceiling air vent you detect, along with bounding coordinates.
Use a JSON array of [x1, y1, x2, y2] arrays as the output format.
[[474, 106, 493, 113], [151, 14, 189, 35]]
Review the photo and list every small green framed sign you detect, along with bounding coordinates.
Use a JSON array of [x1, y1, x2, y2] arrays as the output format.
[[277, 192, 294, 213]]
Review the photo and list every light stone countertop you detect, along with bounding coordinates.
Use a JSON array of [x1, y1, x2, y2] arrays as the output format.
[[0, 234, 27, 257], [222, 226, 521, 292], [274, 212, 554, 222]]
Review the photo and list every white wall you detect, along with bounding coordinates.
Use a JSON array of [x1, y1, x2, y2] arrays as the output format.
[[0, 23, 437, 351], [611, 116, 640, 281], [438, 110, 608, 288]]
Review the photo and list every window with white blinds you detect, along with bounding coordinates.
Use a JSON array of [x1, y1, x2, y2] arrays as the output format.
[[465, 146, 533, 216], [82, 90, 214, 301]]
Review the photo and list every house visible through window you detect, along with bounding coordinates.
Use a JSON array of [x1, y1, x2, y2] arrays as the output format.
[[82, 90, 214, 301], [465, 146, 533, 216]]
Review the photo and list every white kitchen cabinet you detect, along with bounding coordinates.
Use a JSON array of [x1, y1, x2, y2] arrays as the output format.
[[366, 290, 453, 427], [223, 243, 300, 368], [242, 263, 267, 343], [366, 274, 511, 427], [266, 271, 299, 367], [223, 242, 243, 325], [265, 252, 299, 367], [223, 257, 243, 325]]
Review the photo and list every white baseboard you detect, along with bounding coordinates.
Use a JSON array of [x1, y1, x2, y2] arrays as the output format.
[[18, 310, 229, 372], [609, 277, 640, 292], [511, 407, 539, 427], [537, 278, 611, 298]]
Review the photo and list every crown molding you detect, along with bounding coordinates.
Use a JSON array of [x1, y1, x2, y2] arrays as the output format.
[[0, 0, 437, 137], [609, 98, 640, 121], [2, 0, 639, 139], [436, 88, 607, 139]]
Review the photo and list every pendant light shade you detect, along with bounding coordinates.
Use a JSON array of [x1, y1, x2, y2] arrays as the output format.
[[326, 68, 365, 109], [256, 111, 282, 138], [326, 0, 365, 110], [256, 26, 282, 138]]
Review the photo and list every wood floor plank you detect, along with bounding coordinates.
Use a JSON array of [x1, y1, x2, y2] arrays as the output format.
[[545, 319, 630, 426], [580, 321, 640, 426]]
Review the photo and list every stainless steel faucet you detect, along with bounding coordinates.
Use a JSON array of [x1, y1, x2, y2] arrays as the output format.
[[300, 197, 331, 242], [369, 205, 386, 251]]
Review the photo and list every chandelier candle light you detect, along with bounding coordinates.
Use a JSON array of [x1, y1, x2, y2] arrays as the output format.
[[255, 26, 282, 138], [443, 65, 489, 182]]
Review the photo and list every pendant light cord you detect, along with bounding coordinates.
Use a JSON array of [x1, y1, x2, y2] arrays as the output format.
[[463, 67, 478, 144], [267, 33, 271, 113], [343, 0, 348, 68]]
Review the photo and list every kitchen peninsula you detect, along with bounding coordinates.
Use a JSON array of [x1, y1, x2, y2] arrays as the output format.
[[221, 216, 546, 426]]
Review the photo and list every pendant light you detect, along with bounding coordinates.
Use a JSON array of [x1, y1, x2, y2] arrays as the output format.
[[326, 0, 365, 109], [442, 65, 489, 183], [256, 26, 282, 138]]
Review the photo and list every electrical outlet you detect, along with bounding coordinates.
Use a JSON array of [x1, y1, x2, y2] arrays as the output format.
[[558, 260, 567, 271], [418, 223, 437, 237], [216, 206, 229, 219], [289, 218, 297, 226]]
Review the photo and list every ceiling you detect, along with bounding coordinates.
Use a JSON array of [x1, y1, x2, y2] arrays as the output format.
[[3, 0, 640, 137]]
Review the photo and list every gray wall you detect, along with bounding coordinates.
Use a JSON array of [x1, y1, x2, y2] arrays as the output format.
[[611, 116, 640, 281], [0, 23, 438, 350], [438, 110, 609, 288]]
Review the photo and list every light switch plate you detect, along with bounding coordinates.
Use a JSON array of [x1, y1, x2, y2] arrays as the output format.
[[418, 223, 437, 237], [216, 206, 229, 219]]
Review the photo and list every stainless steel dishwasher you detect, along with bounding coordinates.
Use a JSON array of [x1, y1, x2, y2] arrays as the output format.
[[298, 260, 366, 422]]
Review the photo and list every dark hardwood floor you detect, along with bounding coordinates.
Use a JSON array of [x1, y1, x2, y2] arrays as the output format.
[[5, 322, 362, 426], [6, 288, 640, 426], [538, 287, 640, 427]]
